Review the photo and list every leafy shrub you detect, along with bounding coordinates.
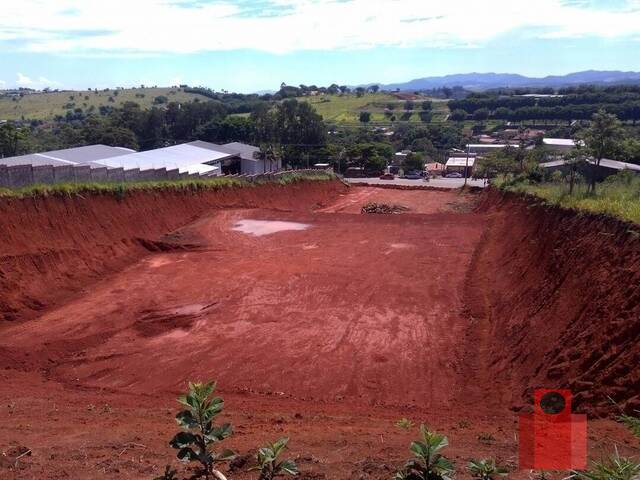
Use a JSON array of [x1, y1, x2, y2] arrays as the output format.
[[394, 425, 454, 480], [250, 437, 298, 480], [169, 381, 234, 479], [468, 458, 508, 479]]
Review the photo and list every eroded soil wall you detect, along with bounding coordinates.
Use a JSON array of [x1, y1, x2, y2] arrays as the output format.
[[472, 189, 640, 415], [0, 180, 345, 323]]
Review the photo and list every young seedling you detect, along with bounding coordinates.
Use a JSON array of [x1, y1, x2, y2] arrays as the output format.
[[396, 418, 415, 430], [468, 458, 508, 479], [169, 381, 234, 480], [250, 437, 298, 479], [571, 449, 640, 480], [394, 424, 454, 480]]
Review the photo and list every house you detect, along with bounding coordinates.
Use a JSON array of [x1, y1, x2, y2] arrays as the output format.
[[445, 157, 475, 176], [542, 138, 579, 153], [425, 162, 445, 176], [467, 144, 515, 154]]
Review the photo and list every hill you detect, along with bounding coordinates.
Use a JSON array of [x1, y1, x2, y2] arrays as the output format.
[[0, 87, 210, 121], [297, 92, 449, 124], [380, 70, 640, 92]]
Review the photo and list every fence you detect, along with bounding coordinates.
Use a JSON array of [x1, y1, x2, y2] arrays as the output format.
[[0, 164, 215, 189], [0, 164, 334, 190]]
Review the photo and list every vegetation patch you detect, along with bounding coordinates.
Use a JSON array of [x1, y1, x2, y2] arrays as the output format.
[[0, 171, 336, 199]]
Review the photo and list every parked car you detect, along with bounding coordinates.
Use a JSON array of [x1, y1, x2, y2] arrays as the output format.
[[379, 173, 395, 180], [445, 172, 463, 178], [403, 171, 422, 180]]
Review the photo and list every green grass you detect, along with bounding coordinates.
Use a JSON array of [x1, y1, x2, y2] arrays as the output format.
[[0, 87, 209, 121], [297, 93, 449, 124], [0, 171, 336, 199], [497, 172, 640, 225]]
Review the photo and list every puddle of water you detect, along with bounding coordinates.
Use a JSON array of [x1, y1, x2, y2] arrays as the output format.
[[390, 243, 413, 249], [232, 219, 311, 237]]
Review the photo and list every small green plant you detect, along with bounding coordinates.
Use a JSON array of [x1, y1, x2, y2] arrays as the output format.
[[468, 458, 508, 479], [394, 424, 454, 480], [618, 413, 640, 439], [396, 418, 415, 430], [250, 437, 298, 479], [169, 381, 234, 480], [571, 450, 640, 480]]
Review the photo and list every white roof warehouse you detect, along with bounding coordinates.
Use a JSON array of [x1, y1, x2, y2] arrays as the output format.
[[0, 140, 274, 176]]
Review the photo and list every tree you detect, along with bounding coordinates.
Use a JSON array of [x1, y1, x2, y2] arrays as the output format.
[[473, 108, 490, 121], [405, 100, 415, 111], [359, 111, 371, 124], [169, 381, 234, 480], [369, 85, 380, 93], [355, 87, 366, 97], [449, 109, 467, 122], [250, 437, 298, 480], [404, 152, 424, 172], [582, 109, 624, 193], [394, 425, 454, 480], [0, 122, 31, 157]]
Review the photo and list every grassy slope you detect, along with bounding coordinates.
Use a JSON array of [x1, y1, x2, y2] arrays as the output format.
[[0, 171, 336, 198], [0, 87, 209, 121], [297, 93, 450, 124], [499, 175, 640, 225]]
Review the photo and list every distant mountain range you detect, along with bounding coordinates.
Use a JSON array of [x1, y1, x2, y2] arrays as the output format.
[[378, 70, 640, 91]]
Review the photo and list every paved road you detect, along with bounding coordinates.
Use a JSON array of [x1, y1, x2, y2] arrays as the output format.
[[344, 176, 487, 189]]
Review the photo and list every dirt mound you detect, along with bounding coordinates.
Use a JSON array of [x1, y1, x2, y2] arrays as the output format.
[[471, 189, 640, 415], [0, 180, 346, 324]]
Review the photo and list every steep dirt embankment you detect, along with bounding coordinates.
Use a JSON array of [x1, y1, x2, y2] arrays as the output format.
[[0, 180, 345, 324], [469, 189, 640, 416]]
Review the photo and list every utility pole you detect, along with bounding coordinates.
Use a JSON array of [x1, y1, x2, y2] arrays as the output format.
[[464, 143, 470, 187]]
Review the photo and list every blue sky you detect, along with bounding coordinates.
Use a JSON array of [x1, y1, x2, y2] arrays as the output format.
[[1, 0, 639, 92]]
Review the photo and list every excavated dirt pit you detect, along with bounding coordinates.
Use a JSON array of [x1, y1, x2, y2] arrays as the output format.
[[0, 183, 638, 479]]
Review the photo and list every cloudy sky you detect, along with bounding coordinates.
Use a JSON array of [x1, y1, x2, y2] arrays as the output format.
[[1, 0, 639, 92]]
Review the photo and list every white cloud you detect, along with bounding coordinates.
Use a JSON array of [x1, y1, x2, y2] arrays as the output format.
[[0, 0, 639, 56], [16, 73, 60, 89]]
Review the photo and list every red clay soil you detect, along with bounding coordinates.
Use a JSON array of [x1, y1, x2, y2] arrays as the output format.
[[469, 189, 640, 416], [0, 184, 638, 480]]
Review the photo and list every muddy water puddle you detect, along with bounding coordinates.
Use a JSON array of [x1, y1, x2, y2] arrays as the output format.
[[232, 219, 311, 236]]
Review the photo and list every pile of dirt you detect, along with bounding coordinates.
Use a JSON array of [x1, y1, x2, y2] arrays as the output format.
[[0, 180, 346, 323], [360, 202, 409, 214], [470, 189, 640, 416]]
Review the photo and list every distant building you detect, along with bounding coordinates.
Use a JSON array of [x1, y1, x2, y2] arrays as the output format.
[[0, 140, 274, 177], [466, 144, 514, 154], [540, 158, 640, 181], [542, 138, 579, 153], [0, 145, 135, 168], [446, 157, 475, 176]]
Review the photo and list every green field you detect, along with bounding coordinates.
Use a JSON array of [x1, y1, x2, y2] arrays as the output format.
[[0, 87, 209, 121], [297, 93, 450, 124]]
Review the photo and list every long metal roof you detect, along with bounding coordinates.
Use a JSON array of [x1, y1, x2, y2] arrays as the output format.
[[92, 143, 227, 174], [1, 144, 136, 168]]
